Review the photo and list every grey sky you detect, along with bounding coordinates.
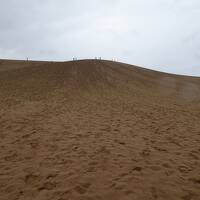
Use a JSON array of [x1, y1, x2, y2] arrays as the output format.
[[0, 0, 200, 76]]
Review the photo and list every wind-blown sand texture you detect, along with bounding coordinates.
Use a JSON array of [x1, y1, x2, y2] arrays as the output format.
[[0, 59, 200, 200]]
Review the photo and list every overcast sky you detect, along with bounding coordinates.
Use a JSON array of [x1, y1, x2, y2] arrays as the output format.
[[0, 0, 200, 76]]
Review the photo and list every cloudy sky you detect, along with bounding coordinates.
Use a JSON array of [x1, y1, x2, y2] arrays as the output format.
[[0, 0, 200, 76]]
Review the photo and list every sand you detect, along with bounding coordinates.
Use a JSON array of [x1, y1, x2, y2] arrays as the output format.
[[0, 59, 200, 200]]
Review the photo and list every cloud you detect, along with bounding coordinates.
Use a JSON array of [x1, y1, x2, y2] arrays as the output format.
[[0, 0, 200, 76]]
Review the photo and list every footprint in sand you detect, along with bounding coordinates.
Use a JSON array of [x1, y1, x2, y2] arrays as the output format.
[[4, 152, 18, 161], [74, 182, 91, 195], [38, 181, 57, 191], [141, 149, 151, 157], [189, 177, 200, 185], [132, 166, 142, 172], [87, 161, 98, 172], [152, 146, 168, 152], [181, 191, 196, 200], [25, 174, 40, 185], [178, 165, 192, 173], [162, 162, 171, 169]]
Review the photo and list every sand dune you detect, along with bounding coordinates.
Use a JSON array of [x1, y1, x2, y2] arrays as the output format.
[[0, 59, 200, 200]]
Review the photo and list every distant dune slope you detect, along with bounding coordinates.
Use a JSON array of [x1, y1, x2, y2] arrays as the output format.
[[0, 59, 200, 200]]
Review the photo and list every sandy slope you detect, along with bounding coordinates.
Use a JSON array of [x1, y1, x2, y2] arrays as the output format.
[[0, 59, 200, 200]]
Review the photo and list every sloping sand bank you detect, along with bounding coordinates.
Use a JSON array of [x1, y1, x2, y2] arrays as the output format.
[[0, 59, 200, 200]]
